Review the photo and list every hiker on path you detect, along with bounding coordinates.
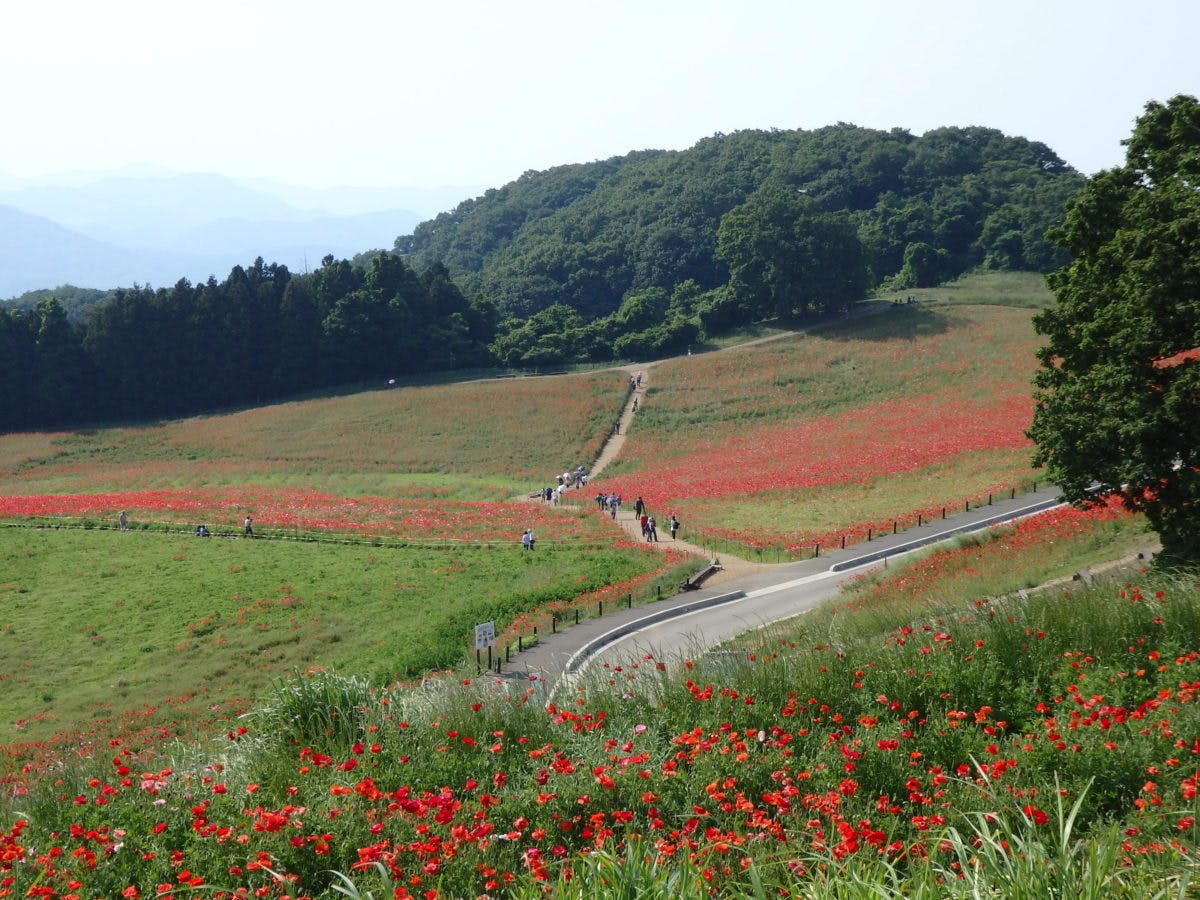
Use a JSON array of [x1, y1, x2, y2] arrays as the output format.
[[648, 516, 659, 542], [243, 515, 254, 537], [522, 529, 534, 550], [634, 496, 645, 517], [669, 515, 680, 540], [639, 513, 649, 538]]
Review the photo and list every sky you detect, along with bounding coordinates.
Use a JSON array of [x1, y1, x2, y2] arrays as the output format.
[[3, 0, 1197, 190]]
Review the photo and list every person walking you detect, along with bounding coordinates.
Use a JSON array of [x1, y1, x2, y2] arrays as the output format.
[[648, 516, 659, 542], [634, 496, 645, 517], [243, 515, 254, 537], [118, 510, 128, 532], [669, 514, 680, 540], [521, 529, 532, 550], [639, 513, 649, 538]]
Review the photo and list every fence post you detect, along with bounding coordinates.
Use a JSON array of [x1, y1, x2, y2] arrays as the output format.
[[599, 600, 603, 617], [518, 635, 523, 653], [840, 534, 846, 550], [505, 644, 510, 663], [964, 500, 969, 513], [476, 648, 481, 673], [1010, 487, 1016, 500], [1033, 480, 1037, 492], [918, 513, 922, 526], [814, 542, 820, 558], [893, 521, 897, 535], [988, 493, 993, 505], [942, 507, 946, 519], [552, 616, 556, 634], [487, 645, 492, 671], [867, 527, 872, 541], [629, 593, 635, 608]]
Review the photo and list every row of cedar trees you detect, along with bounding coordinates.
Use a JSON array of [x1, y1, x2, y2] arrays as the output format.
[[0, 255, 500, 431]]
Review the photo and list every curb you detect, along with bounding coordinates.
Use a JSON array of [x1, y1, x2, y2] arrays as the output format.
[[560, 589, 747, 677]]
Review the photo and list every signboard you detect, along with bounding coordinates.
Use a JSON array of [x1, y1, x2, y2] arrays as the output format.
[[474, 621, 495, 651]]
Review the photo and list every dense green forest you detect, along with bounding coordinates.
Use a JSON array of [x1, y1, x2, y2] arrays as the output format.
[[0, 256, 497, 430], [0, 123, 1083, 431], [396, 124, 1082, 317]]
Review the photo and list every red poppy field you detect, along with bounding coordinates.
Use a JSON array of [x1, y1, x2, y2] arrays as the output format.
[[597, 304, 1045, 557], [1, 505, 1194, 898]]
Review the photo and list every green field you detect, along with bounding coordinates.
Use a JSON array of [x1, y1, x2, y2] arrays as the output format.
[[0, 526, 672, 750]]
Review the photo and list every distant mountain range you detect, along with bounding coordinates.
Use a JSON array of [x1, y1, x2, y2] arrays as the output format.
[[0, 168, 480, 298]]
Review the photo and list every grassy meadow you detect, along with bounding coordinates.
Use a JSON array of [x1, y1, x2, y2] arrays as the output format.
[[598, 297, 1045, 557], [0, 524, 682, 762], [0, 370, 628, 500]]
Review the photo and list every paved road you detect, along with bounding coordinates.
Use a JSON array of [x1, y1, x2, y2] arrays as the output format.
[[492, 484, 1066, 699]]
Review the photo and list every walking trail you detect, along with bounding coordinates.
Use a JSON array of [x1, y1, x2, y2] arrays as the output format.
[[546, 364, 775, 587]]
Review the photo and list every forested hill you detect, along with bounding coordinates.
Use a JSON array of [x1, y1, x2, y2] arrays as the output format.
[[394, 124, 1083, 320]]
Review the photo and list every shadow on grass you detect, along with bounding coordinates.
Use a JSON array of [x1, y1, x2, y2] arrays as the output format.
[[820, 303, 950, 343]]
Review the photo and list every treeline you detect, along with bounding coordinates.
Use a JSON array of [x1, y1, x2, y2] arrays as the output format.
[[397, 124, 1083, 321], [0, 255, 498, 430]]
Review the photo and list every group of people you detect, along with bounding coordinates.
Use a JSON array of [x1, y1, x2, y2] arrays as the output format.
[[595, 491, 623, 519], [631, 495, 680, 542], [538, 465, 589, 506]]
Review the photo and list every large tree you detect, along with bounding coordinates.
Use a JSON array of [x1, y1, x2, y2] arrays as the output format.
[[716, 183, 869, 319], [1029, 95, 1200, 561]]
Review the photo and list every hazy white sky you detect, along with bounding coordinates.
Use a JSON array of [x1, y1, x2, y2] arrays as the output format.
[[4, 0, 1196, 189]]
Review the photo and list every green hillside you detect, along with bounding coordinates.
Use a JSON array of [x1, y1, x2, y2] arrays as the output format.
[[396, 124, 1083, 319]]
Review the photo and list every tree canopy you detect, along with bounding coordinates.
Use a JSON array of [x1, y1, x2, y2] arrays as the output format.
[[1029, 95, 1200, 561]]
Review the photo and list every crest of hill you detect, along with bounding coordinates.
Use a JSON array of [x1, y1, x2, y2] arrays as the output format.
[[393, 124, 1083, 320]]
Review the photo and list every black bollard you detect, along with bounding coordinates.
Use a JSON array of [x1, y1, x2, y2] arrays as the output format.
[[814, 542, 820, 558], [918, 513, 922, 526], [840, 534, 846, 550], [867, 527, 872, 541], [893, 521, 897, 535], [575, 609, 580, 625], [518, 635, 523, 653]]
